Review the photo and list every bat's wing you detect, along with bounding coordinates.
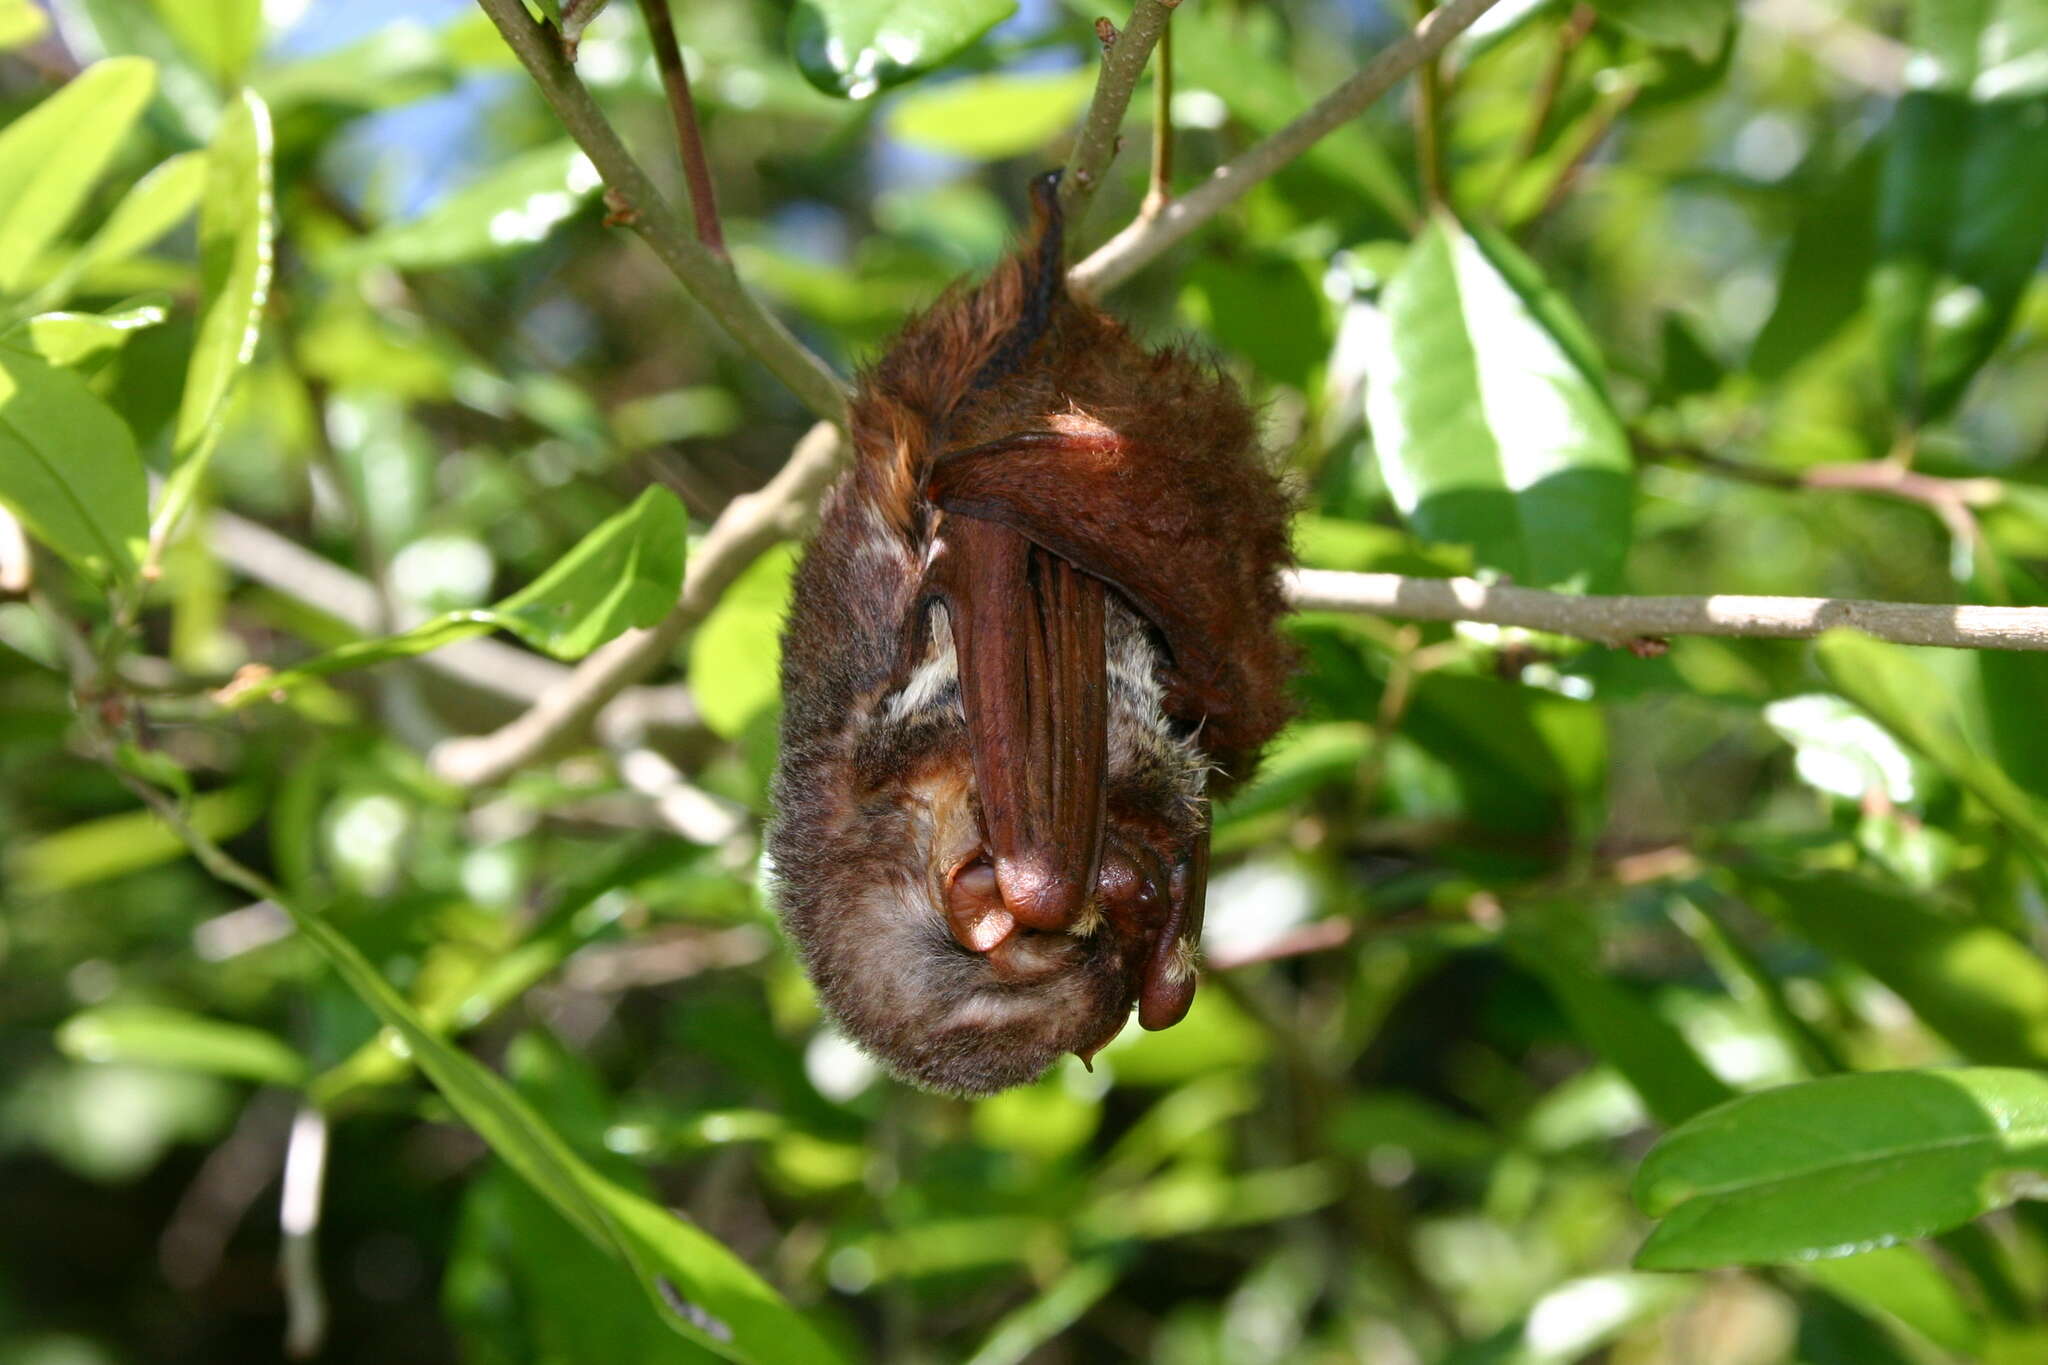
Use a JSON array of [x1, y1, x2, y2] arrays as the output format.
[[930, 427, 1233, 1032], [926, 427, 1253, 748], [928, 513, 1107, 933]]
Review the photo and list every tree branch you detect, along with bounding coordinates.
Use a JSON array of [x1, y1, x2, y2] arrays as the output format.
[[430, 421, 846, 787], [1071, 0, 1504, 295], [474, 0, 846, 421], [635, 0, 726, 259], [207, 507, 710, 749], [1060, 0, 1180, 230], [1286, 570, 2048, 651]]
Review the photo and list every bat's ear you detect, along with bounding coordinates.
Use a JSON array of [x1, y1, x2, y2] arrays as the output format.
[[1137, 820, 1209, 1031]]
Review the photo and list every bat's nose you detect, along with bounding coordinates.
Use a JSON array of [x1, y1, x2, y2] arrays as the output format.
[[992, 851, 1087, 931]]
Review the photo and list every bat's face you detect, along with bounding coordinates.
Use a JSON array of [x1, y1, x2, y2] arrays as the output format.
[[773, 600, 1210, 1097]]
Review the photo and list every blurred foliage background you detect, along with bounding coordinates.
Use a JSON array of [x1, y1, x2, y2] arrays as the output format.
[[3, 0, 2048, 1361]]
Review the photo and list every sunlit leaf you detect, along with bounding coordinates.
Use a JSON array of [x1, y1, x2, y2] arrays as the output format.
[[689, 544, 795, 740], [26, 151, 206, 313], [791, 0, 1014, 99], [1815, 631, 2048, 857], [1363, 214, 1632, 589], [1749, 137, 1882, 380], [1745, 868, 2048, 1068], [275, 890, 844, 1363], [1801, 1246, 1985, 1359], [58, 1005, 308, 1086], [8, 787, 263, 893], [229, 487, 688, 702], [963, 1256, 1127, 1365], [0, 57, 157, 295], [3, 297, 170, 368], [147, 0, 261, 86], [0, 0, 47, 51], [1509, 909, 1733, 1127], [1635, 1068, 2048, 1268], [885, 70, 1095, 160], [334, 142, 603, 271], [0, 342, 148, 584], [152, 88, 275, 554], [1870, 2, 2048, 423]]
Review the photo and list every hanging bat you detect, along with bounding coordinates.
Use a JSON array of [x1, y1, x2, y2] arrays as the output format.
[[768, 172, 1294, 1096]]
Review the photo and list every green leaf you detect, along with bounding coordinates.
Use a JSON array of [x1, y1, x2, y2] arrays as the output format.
[[491, 487, 688, 658], [0, 57, 158, 295], [57, 1006, 308, 1086], [1871, 91, 2048, 424], [1175, 3, 1414, 229], [1801, 1246, 1985, 1359], [332, 142, 603, 271], [1362, 214, 1633, 590], [1976, 574, 2048, 803], [1909, 0, 2048, 100], [1634, 1068, 2048, 1269], [884, 70, 1095, 160], [1749, 136, 1883, 380], [1745, 869, 2048, 1068], [275, 891, 843, 1363], [962, 1255, 1127, 1365], [231, 487, 688, 701], [0, 342, 148, 583], [0, 0, 47, 51], [1587, 0, 1733, 61], [1182, 254, 1333, 391], [450, 1170, 723, 1365], [1508, 908, 1734, 1127], [147, 0, 262, 86], [688, 544, 795, 739], [1815, 631, 2048, 858], [26, 151, 207, 313], [791, 0, 1015, 99], [153, 88, 275, 554], [8, 786, 264, 894], [3, 298, 170, 368]]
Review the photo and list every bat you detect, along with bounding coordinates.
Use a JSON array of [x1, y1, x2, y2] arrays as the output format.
[[767, 172, 1294, 1096]]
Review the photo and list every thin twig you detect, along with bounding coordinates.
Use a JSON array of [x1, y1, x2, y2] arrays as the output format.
[[635, 0, 726, 259], [1527, 75, 1640, 225], [474, 0, 846, 421], [1141, 17, 1174, 219], [280, 1105, 330, 1359], [1286, 569, 2048, 652], [1072, 0, 1504, 295], [1490, 2, 1594, 214], [430, 420, 846, 787], [1653, 444, 2001, 559], [1061, 0, 1180, 230], [207, 507, 711, 750], [1411, 1, 1447, 210]]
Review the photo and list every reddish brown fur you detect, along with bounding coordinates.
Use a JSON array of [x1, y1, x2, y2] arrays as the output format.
[[769, 175, 1295, 1095]]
